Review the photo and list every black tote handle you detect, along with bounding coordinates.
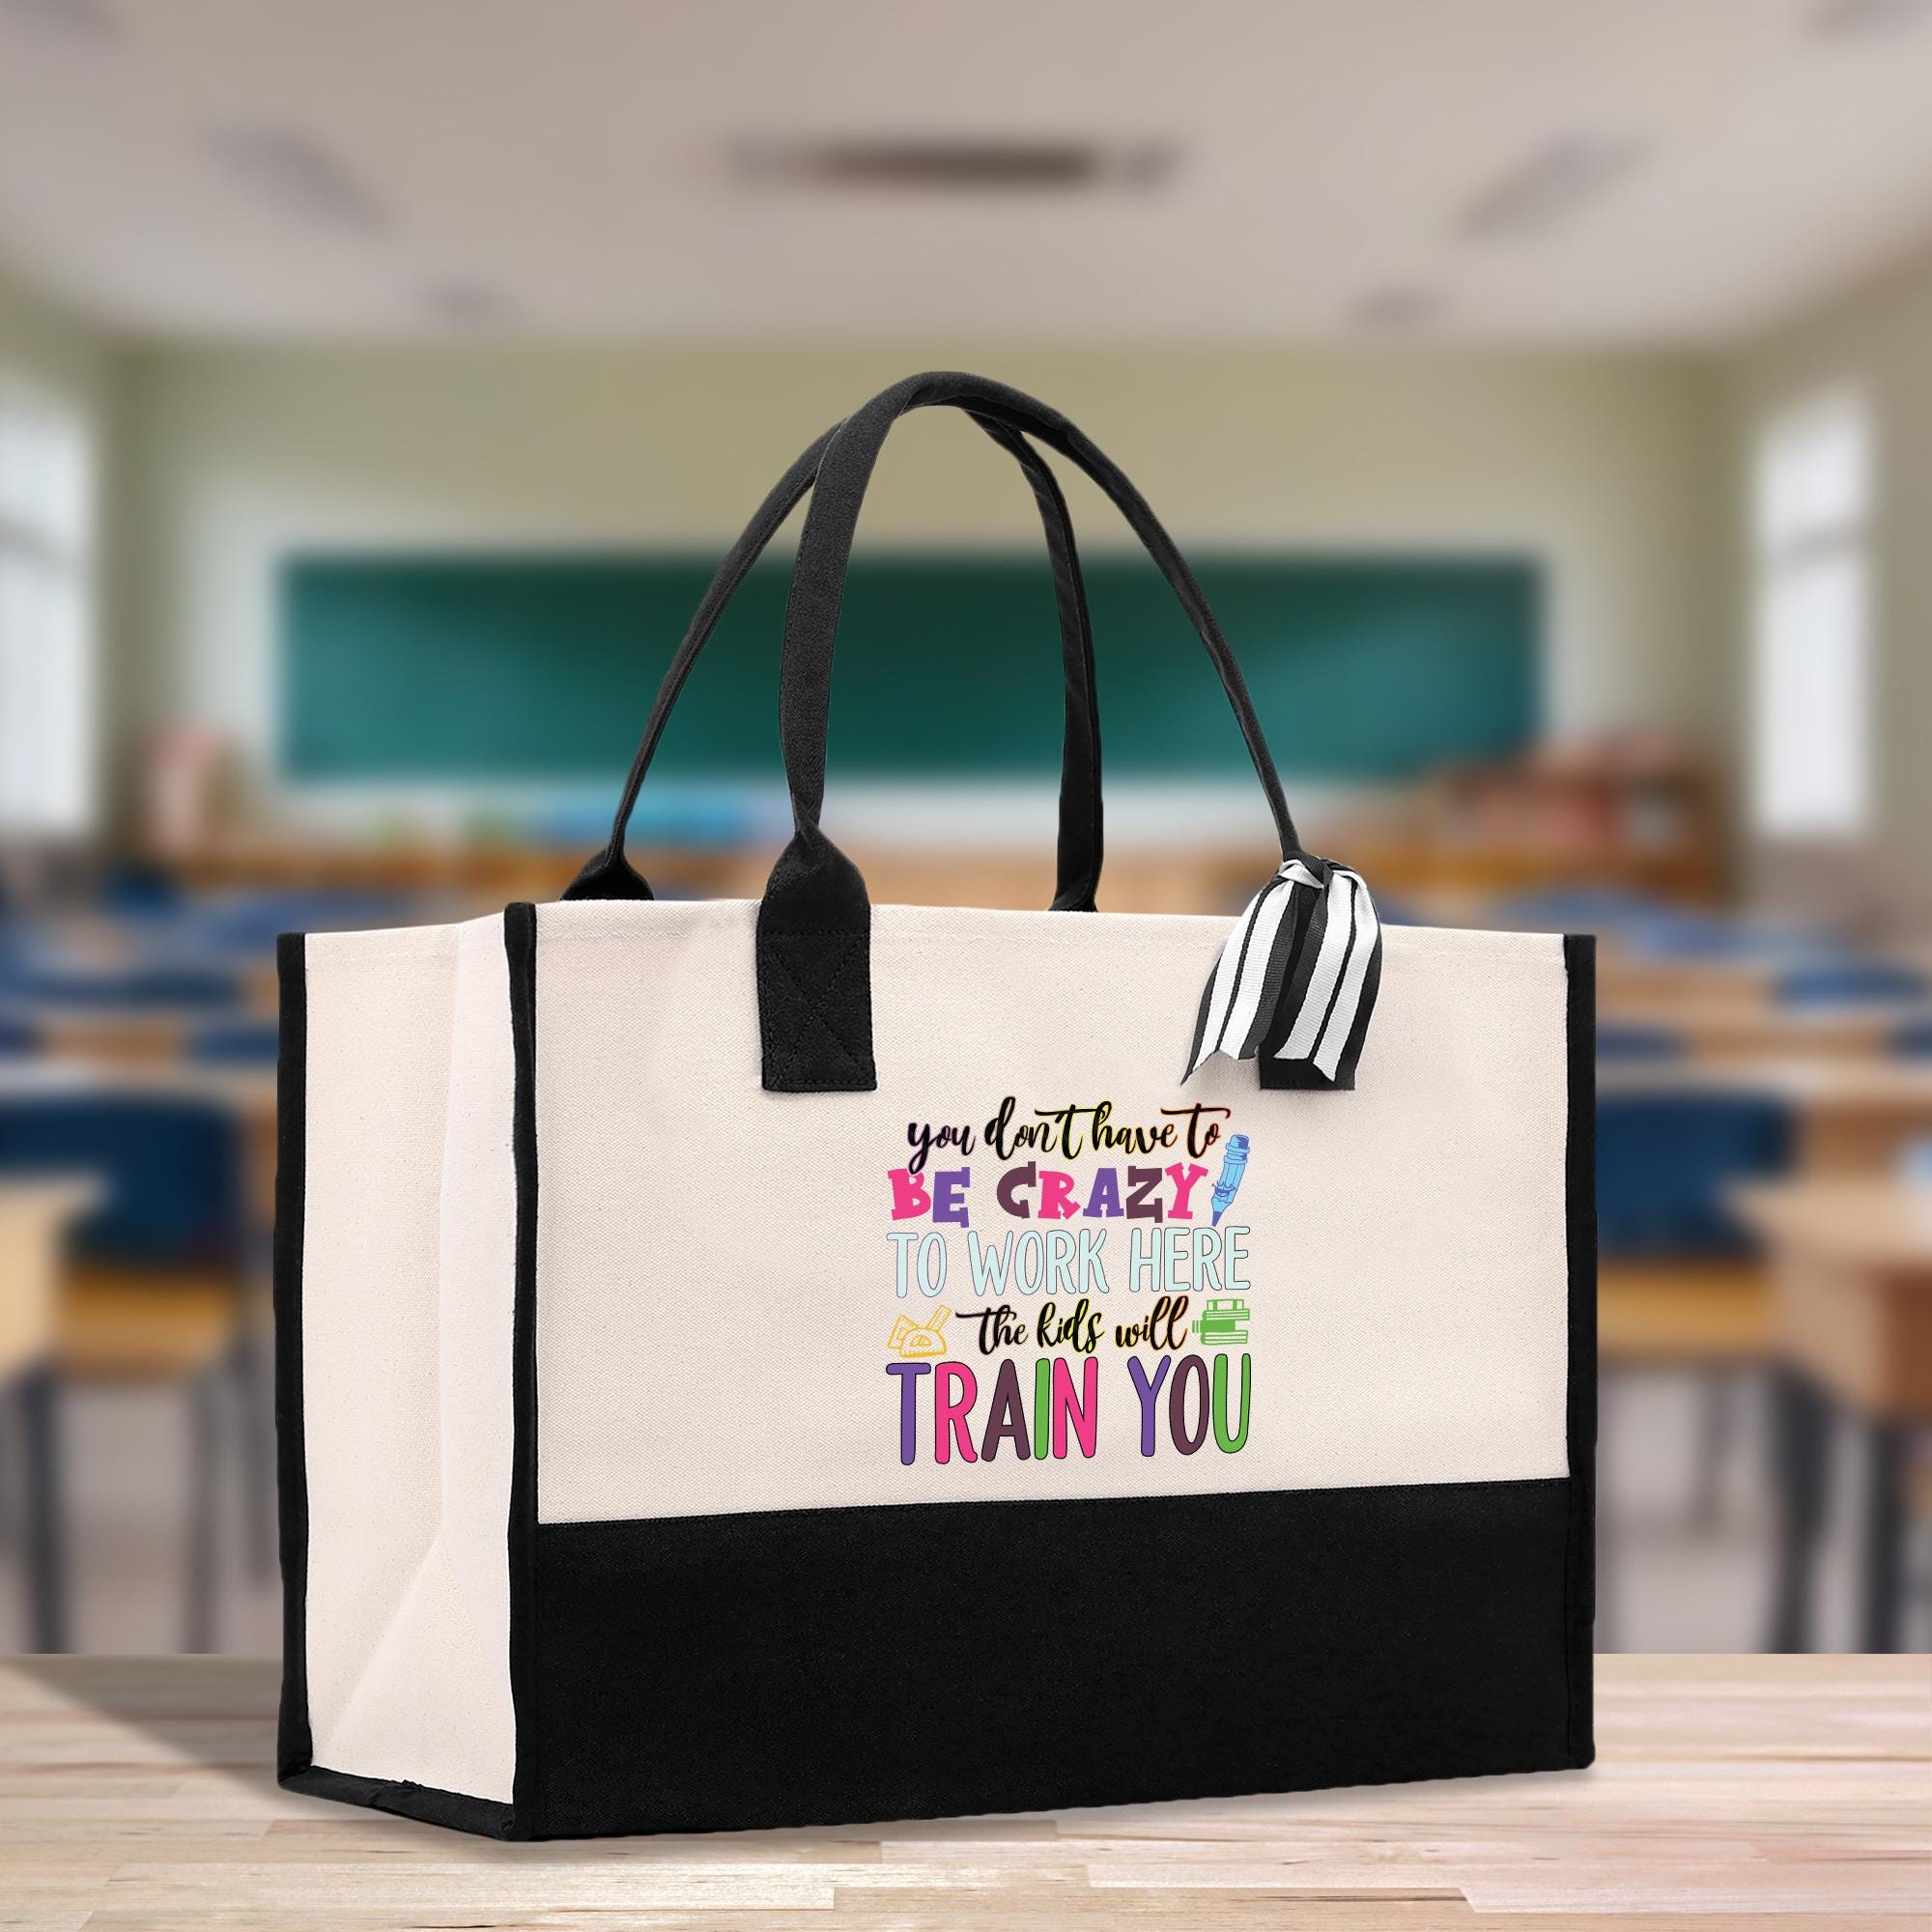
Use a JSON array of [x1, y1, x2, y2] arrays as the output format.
[[755, 373, 1300, 1093], [566, 412, 1104, 912]]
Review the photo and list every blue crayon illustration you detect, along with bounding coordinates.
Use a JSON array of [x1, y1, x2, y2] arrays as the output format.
[[1209, 1134, 1250, 1227]]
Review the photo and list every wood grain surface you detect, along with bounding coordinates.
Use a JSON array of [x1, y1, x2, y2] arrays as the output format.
[[0, 1655, 1925, 1929]]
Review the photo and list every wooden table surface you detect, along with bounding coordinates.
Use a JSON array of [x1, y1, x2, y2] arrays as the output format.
[[1736, 1175, 1932, 1424], [1737, 1175, 1932, 1280], [1598, 995, 1932, 1062], [1735, 1178, 1932, 1654], [0, 1656, 1925, 1929], [0, 1178, 97, 1383], [1597, 1053, 1932, 1113]]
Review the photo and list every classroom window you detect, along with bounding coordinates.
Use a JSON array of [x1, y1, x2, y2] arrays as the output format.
[[0, 376, 97, 838], [1750, 386, 1873, 840]]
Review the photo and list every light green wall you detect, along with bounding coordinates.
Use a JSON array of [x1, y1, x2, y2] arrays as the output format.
[[0, 269, 122, 831], [0, 266, 115, 402], [116, 339, 1727, 818], [21, 263, 1932, 908], [1725, 247, 1932, 923]]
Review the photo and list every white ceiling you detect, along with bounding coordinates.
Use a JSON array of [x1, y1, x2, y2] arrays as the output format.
[[3, 0, 1932, 342]]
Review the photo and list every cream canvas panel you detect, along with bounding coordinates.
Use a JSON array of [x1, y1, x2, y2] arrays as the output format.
[[301, 918, 518, 1804], [533, 899, 1573, 1524]]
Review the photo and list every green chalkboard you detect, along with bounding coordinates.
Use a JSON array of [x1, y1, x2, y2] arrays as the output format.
[[281, 551, 1538, 784]]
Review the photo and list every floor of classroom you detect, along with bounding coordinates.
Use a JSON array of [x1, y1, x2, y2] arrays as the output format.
[[0, 1368, 1919, 1655]]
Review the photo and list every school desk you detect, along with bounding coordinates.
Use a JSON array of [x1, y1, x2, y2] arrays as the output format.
[[1594, 938, 1806, 1009], [0, 1179, 98, 1654], [1735, 1176, 1932, 1654], [1600, 994, 1932, 1064]]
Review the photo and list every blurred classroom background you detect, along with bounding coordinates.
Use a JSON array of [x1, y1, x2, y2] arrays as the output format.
[[1, 0, 1931, 1657]]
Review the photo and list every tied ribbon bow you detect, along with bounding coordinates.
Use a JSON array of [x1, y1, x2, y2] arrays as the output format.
[[1185, 855, 1382, 1090]]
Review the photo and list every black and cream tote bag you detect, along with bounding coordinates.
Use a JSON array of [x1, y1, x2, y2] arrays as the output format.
[[275, 372, 1596, 1840]]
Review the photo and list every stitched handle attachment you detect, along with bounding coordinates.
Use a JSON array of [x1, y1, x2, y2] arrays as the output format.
[[565, 411, 1105, 914]]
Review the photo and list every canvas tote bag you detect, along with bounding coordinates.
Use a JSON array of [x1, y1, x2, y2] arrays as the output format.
[[275, 371, 1596, 1841]]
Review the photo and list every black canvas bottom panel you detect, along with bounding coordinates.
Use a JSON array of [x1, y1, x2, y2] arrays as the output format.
[[532, 1477, 1587, 1839]]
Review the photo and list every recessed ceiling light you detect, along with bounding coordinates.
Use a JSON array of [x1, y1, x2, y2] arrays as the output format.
[[1807, 0, 1932, 38], [205, 124, 390, 234], [730, 136, 1178, 195], [1457, 135, 1645, 242], [1351, 284, 1447, 333]]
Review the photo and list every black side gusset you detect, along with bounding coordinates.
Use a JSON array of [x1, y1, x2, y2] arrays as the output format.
[[504, 903, 544, 1838], [1562, 932, 1599, 1766], [272, 931, 311, 1783]]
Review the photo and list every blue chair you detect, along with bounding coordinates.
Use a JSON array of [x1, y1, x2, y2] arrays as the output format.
[[185, 1017, 281, 1065], [96, 865, 183, 917], [1597, 1093, 1792, 1256], [1596, 1092, 1794, 1558], [1620, 913, 1828, 964], [0, 1094, 255, 1649], [1596, 1022, 1686, 1063], [1894, 1021, 1932, 1058], [0, 1094, 242, 1267], [188, 891, 408, 951], [1776, 960, 1927, 1008], [0, 960, 244, 1012], [1501, 887, 1663, 933], [1368, 895, 1421, 929]]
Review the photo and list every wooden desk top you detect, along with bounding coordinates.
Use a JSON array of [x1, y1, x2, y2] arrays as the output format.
[[1600, 1055, 1932, 1110], [0, 1058, 275, 1120], [1596, 938, 1930, 1003], [1597, 1260, 1772, 1366], [1601, 996, 1931, 1060], [0, 1656, 1924, 1927], [1737, 1178, 1932, 1416], [1596, 949, 1794, 1008], [1736, 1177, 1932, 1280], [0, 1178, 98, 1382]]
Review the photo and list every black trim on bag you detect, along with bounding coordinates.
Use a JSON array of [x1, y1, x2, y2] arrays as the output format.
[[276, 917, 545, 1841], [278, 915, 1595, 1840], [504, 902, 543, 1839], [1562, 932, 1598, 1766], [530, 1476, 1577, 1839], [273, 931, 311, 1783], [284, 1765, 516, 1838]]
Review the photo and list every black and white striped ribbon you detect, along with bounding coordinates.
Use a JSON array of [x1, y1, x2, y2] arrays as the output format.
[[1184, 855, 1382, 1090]]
